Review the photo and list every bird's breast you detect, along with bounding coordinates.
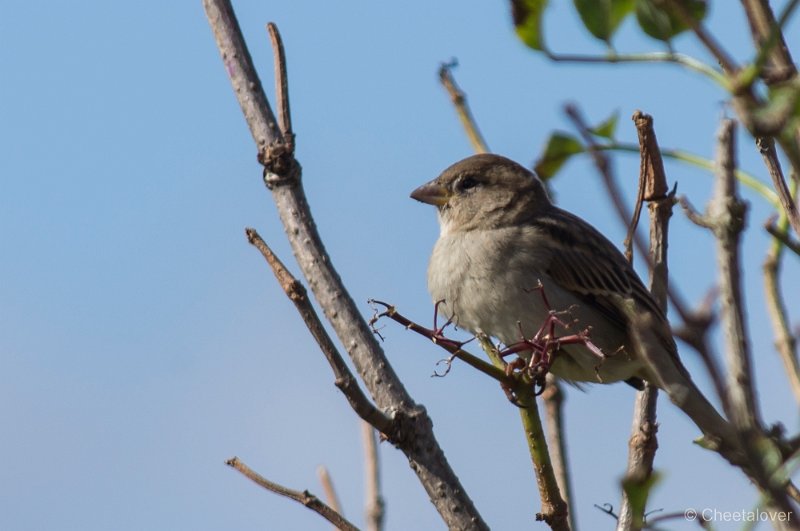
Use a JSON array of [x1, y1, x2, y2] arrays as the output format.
[[427, 226, 553, 344]]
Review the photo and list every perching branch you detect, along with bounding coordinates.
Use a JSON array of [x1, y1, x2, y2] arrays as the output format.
[[369, 300, 511, 385], [476, 335, 570, 531], [438, 60, 576, 529], [373, 301, 571, 529], [203, 4, 488, 528], [226, 457, 359, 531]]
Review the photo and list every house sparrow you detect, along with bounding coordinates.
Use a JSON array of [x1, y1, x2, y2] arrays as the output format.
[[411, 153, 733, 444]]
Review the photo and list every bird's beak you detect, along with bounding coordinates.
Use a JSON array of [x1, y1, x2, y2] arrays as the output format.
[[410, 181, 450, 206]]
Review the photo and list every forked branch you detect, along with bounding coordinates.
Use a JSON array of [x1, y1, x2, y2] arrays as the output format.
[[203, 2, 488, 528]]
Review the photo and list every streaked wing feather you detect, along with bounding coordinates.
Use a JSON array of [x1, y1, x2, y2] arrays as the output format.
[[529, 208, 666, 329]]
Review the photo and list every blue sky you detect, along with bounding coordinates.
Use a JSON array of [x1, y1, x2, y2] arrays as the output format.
[[2, 1, 798, 530]]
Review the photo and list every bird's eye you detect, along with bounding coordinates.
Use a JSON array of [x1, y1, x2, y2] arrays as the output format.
[[456, 175, 479, 192]]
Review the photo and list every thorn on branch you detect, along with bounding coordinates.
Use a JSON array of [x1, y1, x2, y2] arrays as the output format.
[[433, 355, 456, 377], [594, 502, 619, 520]]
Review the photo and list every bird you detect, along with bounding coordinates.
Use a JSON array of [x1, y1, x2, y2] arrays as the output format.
[[410, 153, 736, 447]]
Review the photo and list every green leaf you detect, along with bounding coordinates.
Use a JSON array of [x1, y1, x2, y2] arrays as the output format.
[[534, 132, 584, 180], [589, 110, 620, 140], [635, 0, 707, 42], [511, 0, 549, 51], [573, 0, 635, 43]]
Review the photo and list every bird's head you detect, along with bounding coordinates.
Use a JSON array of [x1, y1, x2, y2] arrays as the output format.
[[410, 153, 552, 234]]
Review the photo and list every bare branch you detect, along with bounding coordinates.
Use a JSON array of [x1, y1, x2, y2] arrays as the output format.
[[438, 60, 490, 154], [317, 466, 343, 519], [763, 214, 800, 405], [678, 196, 714, 229], [709, 120, 761, 430], [740, 0, 798, 84], [226, 457, 359, 531], [766, 219, 800, 257], [757, 136, 800, 238], [246, 229, 392, 433], [618, 111, 668, 531], [565, 104, 703, 357], [361, 422, 385, 531], [267, 23, 294, 153], [203, 0, 283, 151], [671, 290, 730, 410], [663, 0, 739, 76], [203, 4, 489, 526], [541, 376, 576, 531], [764, 244, 800, 405], [616, 384, 659, 531], [621, 307, 739, 466], [678, 120, 800, 516]]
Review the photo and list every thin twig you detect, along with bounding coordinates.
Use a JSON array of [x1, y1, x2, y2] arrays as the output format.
[[738, 0, 800, 89], [267, 23, 294, 153], [203, 1, 282, 150], [544, 50, 727, 87], [246, 228, 392, 434], [226, 457, 359, 531], [740, 0, 798, 85], [764, 207, 800, 406], [438, 60, 489, 154], [317, 466, 343, 518], [766, 221, 800, 257], [361, 422, 385, 531], [757, 136, 800, 238], [203, 4, 489, 527], [596, 143, 779, 207], [369, 300, 511, 384], [764, 235, 800, 405], [663, 0, 739, 76]]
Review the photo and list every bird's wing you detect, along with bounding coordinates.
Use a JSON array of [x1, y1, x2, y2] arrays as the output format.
[[529, 207, 666, 332]]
